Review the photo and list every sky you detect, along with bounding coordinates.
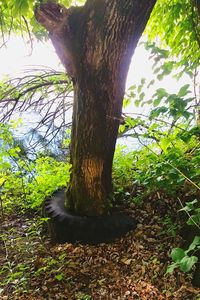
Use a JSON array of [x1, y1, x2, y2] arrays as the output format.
[[0, 38, 60, 78]]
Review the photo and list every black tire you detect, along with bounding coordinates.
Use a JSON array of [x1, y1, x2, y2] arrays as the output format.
[[44, 189, 137, 244], [192, 265, 200, 287]]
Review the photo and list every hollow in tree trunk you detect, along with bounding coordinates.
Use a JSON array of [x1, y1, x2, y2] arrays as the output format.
[[35, 0, 157, 216]]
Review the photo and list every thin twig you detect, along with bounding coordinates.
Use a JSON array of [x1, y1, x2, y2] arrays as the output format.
[[22, 16, 33, 56]]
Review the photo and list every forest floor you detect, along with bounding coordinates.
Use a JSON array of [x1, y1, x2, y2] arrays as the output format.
[[1, 192, 200, 300]]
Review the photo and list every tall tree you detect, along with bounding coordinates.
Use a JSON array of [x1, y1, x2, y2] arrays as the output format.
[[35, 0, 157, 216]]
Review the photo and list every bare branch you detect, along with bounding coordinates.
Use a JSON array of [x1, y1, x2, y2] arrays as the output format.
[[0, 67, 73, 154]]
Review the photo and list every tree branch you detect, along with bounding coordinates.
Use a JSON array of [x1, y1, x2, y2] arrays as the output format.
[[35, 1, 78, 78], [35, 1, 68, 32]]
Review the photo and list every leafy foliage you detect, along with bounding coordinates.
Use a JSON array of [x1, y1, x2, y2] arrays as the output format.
[[0, 0, 86, 46], [167, 236, 200, 273], [146, 0, 200, 71], [0, 123, 71, 211], [0, 0, 87, 47]]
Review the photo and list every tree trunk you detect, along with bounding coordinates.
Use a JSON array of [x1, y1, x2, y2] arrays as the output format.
[[35, 0, 156, 216]]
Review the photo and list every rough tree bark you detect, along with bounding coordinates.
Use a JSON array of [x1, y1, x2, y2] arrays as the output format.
[[35, 0, 156, 216]]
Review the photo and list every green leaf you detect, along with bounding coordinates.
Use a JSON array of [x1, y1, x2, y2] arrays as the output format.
[[187, 215, 200, 226], [137, 85, 143, 94], [166, 262, 178, 274], [147, 79, 155, 88], [178, 84, 190, 97], [182, 111, 192, 120], [128, 85, 136, 91], [153, 98, 161, 107], [171, 248, 185, 262], [159, 61, 174, 77], [179, 199, 198, 212], [179, 256, 198, 272], [139, 92, 145, 101], [55, 274, 63, 281], [13, 0, 29, 15], [187, 236, 200, 253], [134, 99, 140, 107], [160, 137, 171, 152], [123, 98, 131, 108], [156, 88, 168, 99], [150, 107, 168, 119], [192, 236, 200, 246]]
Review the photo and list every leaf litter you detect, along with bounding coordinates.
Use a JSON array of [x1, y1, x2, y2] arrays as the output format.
[[1, 192, 200, 300]]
